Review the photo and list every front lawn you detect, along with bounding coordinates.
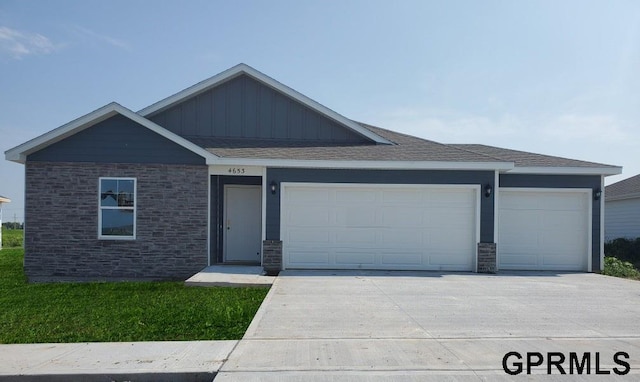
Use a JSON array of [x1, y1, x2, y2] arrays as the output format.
[[0, 248, 268, 343]]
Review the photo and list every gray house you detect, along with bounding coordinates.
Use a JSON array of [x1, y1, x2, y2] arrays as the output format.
[[5, 64, 621, 281], [605, 174, 640, 240]]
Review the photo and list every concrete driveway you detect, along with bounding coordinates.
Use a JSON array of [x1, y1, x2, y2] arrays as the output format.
[[218, 271, 640, 381]]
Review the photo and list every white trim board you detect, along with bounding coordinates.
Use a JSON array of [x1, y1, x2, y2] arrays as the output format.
[[137, 63, 393, 145], [506, 166, 622, 176]]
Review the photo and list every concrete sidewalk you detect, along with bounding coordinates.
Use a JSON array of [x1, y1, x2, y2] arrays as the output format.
[[0, 341, 236, 381]]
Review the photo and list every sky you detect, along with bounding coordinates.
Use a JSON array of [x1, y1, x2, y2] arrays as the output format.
[[1, 0, 639, 223]]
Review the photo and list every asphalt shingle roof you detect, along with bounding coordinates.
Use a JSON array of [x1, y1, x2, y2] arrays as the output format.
[[605, 174, 640, 200], [185, 122, 617, 169], [449, 144, 616, 168], [188, 123, 506, 163]]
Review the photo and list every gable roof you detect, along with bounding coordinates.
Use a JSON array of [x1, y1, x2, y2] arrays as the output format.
[[606, 174, 640, 201], [450, 144, 621, 175], [5, 103, 216, 164], [137, 63, 393, 145]]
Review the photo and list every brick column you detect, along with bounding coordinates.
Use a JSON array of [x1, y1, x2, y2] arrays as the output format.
[[477, 242, 497, 273], [262, 240, 282, 276]]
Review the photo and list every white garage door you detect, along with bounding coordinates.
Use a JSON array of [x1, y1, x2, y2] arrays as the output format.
[[498, 189, 591, 271], [281, 183, 479, 271]]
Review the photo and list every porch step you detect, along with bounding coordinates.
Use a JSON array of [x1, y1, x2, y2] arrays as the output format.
[[185, 266, 275, 288]]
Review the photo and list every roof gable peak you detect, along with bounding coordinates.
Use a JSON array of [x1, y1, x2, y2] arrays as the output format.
[[138, 64, 392, 145]]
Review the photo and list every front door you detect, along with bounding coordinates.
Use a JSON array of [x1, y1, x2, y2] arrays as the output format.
[[223, 185, 262, 263]]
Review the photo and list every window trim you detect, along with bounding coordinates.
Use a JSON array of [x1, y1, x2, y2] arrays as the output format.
[[98, 177, 137, 240]]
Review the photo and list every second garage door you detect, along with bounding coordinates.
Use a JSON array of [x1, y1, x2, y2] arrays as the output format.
[[281, 183, 479, 271], [498, 189, 591, 271]]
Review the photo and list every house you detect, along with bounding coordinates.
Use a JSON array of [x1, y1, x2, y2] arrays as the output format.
[[4, 64, 621, 281], [605, 174, 640, 241], [0, 195, 10, 250]]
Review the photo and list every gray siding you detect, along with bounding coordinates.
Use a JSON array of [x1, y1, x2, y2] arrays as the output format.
[[605, 198, 640, 240], [149, 74, 369, 143], [499, 174, 602, 270], [24, 162, 208, 281], [266, 168, 495, 243], [27, 115, 205, 165]]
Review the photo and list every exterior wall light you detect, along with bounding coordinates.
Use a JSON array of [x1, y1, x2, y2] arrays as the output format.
[[484, 184, 492, 198], [270, 181, 277, 195], [594, 188, 602, 200]]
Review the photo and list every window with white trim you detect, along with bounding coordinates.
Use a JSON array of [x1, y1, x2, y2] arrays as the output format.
[[99, 178, 136, 239]]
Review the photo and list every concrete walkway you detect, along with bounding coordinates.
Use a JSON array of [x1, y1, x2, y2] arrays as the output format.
[[185, 265, 275, 287]]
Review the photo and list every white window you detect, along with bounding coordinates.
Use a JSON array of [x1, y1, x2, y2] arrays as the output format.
[[99, 177, 136, 240]]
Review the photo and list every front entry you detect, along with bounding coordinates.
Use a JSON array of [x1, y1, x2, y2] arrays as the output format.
[[223, 185, 262, 263]]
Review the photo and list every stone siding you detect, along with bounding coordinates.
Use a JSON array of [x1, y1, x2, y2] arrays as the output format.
[[24, 162, 208, 281], [477, 242, 497, 273], [262, 240, 282, 276]]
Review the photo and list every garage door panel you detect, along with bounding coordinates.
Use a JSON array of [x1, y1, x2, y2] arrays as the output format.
[[282, 184, 478, 271], [287, 228, 330, 244], [335, 251, 376, 265], [382, 207, 422, 227], [380, 252, 422, 265], [335, 229, 376, 244], [288, 250, 330, 265], [379, 229, 423, 248], [382, 190, 423, 204], [498, 190, 589, 271], [429, 254, 472, 267], [287, 206, 330, 226], [288, 189, 330, 203], [336, 189, 376, 203]]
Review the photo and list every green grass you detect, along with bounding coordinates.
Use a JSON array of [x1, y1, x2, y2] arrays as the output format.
[[0, 248, 269, 343], [1, 228, 23, 248]]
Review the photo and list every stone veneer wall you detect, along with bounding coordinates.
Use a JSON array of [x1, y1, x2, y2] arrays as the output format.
[[24, 162, 208, 281], [262, 240, 282, 276], [477, 242, 497, 273]]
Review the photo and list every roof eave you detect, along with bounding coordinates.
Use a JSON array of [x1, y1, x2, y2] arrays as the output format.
[[137, 63, 393, 145], [506, 166, 622, 176]]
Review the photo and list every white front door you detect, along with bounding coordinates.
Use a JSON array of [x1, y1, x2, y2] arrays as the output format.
[[224, 185, 262, 263]]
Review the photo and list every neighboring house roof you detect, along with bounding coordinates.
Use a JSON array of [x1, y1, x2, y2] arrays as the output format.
[[0, 195, 10, 203], [4, 103, 216, 165], [138, 63, 392, 145], [605, 174, 640, 201], [450, 144, 620, 175]]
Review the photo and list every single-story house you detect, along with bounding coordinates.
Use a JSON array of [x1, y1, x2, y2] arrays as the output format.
[[605, 174, 640, 241], [0, 195, 10, 250], [5, 64, 622, 281]]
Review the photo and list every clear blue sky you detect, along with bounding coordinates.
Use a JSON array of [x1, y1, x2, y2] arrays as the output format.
[[1, 0, 639, 223]]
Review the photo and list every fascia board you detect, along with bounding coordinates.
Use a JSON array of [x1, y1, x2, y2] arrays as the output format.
[[208, 157, 514, 171], [507, 166, 622, 176]]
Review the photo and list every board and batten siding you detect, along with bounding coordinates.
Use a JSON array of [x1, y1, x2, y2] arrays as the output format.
[[499, 174, 602, 270], [148, 74, 369, 143], [27, 115, 206, 165], [605, 198, 640, 240], [266, 168, 495, 243]]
